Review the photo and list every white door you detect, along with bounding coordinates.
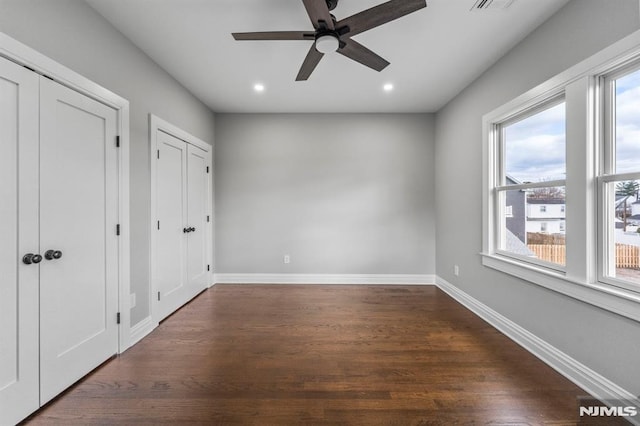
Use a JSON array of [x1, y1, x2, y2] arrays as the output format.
[[39, 77, 119, 404], [156, 130, 189, 320], [186, 144, 210, 291], [0, 57, 40, 426]]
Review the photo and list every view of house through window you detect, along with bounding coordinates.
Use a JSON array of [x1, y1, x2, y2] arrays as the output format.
[[498, 101, 566, 267], [605, 67, 640, 285]]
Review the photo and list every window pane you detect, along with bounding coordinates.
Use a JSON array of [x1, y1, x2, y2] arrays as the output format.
[[615, 69, 640, 173], [499, 186, 565, 266], [606, 180, 640, 285], [504, 102, 566, 184]]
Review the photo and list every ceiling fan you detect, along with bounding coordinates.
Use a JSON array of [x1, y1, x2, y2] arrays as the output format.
[[232, 0, 427, 81]]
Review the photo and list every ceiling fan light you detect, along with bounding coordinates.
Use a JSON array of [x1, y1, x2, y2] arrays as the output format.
[[315, 35, 339, 54]]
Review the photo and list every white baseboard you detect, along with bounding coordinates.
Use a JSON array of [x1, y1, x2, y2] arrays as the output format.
[[214, 273, 435, 285], [435, 276, 637, 402], [128, 316, 156, 348]]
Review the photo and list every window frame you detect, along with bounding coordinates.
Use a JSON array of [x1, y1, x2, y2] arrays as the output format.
[[482, 28, 640, 324], [490, 95, 567, 273]]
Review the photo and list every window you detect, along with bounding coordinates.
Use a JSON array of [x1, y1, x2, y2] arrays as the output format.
[[492, 99, 566, 268], [600, 66, 640, 290], [483, 32, 640, 323]]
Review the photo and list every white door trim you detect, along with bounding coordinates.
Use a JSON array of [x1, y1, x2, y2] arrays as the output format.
[[149, 114, 213, 327], [0, 31, 132, 352]]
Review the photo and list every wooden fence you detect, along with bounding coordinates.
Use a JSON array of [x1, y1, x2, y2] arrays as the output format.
[[527, 243, 640, 269], [528, 244, 566, 265], [615, 243, 640, 269]]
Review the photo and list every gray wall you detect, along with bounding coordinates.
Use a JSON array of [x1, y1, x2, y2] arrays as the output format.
[[0, 0, 216, 326], [215, 114, 435, 275], [435, 0, 640, 393]]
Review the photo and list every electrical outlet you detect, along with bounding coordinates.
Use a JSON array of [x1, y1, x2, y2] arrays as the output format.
[[454, 265, 459, 276], [130, 293, 136, 308], [283, 254, 291, 264]]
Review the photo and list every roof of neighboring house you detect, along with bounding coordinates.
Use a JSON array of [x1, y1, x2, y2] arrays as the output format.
[[527, 198, 565, 204], [506, 175, 522, 185], [505, 229, 535, 256], [615, 195, 632, 208]]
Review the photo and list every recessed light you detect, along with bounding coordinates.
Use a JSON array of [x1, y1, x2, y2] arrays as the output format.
[[383, 83, 394, 92], [254, 83, 265, 92]]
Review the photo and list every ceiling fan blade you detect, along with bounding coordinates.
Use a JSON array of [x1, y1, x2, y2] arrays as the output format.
[[302, 0, 335, 30], [336, 0, 426, 37], [296, 45, 324, 81], [337, 38, 389, 72], [232, 31, 315, 41]]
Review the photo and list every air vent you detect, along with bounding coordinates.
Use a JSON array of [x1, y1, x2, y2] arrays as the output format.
[[471, 0, 515, 10]]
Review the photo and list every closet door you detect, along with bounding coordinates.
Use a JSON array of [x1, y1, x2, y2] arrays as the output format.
[[39, 77, 119, 404], [0, 57, 40, 426], [186, 144, 210, 291], [156, 130, 189, 320]]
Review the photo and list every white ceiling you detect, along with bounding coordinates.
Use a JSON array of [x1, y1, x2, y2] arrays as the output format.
[[85, 0, 570, 113]]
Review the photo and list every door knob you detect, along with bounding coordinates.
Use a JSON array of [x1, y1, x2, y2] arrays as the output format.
[[45, 250, 63, 260], [189, 227, 196, 233], [183, 227, 189, 233], [23, 253, 43, 265]]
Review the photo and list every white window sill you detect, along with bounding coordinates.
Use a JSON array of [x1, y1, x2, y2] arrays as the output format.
[[481, 253, 640, 323]]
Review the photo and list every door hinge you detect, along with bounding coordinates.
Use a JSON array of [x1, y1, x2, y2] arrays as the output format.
[[157, 149, 160, 159], [116, 136, 120, 148], [207, 265, 210, 271], [116, 224, 121, 236], [117, 312, 121, 324], [158, 291, 161, 301], [206, 166, 209, 173], [207, 215, 210, 222]]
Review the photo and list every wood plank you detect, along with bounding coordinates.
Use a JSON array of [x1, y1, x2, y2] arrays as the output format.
[[24, 285, 586, 424]]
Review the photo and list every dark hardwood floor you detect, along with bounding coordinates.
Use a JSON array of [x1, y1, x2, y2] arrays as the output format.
[[24, 285, 587, 425]]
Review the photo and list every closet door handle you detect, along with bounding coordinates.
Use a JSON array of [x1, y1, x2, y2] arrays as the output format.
[[189, 227, 196, 233], [23, 253, 42, 265], [183, 227, 189, 233], [45, 250, 63, 260]]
